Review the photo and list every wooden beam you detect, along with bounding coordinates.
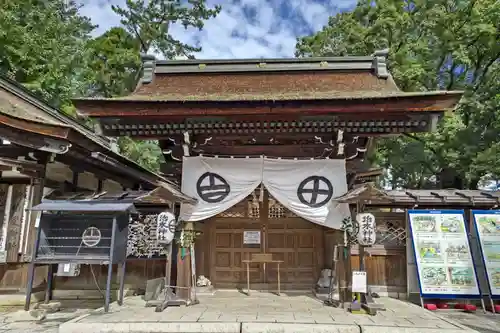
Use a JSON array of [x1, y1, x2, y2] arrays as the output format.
[[55, 152, 136, 189], [76, 94, 458, 118], [184, 143, 365, 158], [169, 145, 334, 158], [0, 157, 45, 172], [165, 133, 365, 146]]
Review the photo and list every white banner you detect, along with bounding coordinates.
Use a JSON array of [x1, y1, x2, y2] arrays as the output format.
[[179, 156, 263, 221], [180, 156, 350, 229], [262, 157, 350, 229]]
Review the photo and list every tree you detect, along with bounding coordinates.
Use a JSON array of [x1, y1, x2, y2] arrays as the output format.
[[117, 137, 163, 173], [0, 0, 94, 111], [83, 27, 141, 98], [80, 27, 163, 172], [296, 0, 500, 189], [111, 0, 221, 58], [98, 1, 221, 172]]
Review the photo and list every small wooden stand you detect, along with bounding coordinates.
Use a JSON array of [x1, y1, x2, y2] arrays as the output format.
[[242, 253, 283, 296]]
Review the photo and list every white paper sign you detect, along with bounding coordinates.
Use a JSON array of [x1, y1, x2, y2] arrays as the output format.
[[244, 231, 261, 244], [408, 210, 480, 296], [352, 271, 367, 293], [63, 263, 71, 273]]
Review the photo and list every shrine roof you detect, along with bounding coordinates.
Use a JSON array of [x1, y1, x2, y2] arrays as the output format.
[[0, 75, 193, 202], [41, 188, 188, 206], [73, 89, 463, 104], [0, 74, 110, 146], [335, 183, 500, 208]]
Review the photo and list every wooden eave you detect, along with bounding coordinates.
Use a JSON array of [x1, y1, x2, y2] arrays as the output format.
[[0, 76, 192, 201], [42, 188, 192, 207], [0, 111, 189, 198], [0, 112, 71, 139], [73, 90, 463, 118], [355, 168, 383, 179], [335, 184, 500, 208], [334, 182, 393, 204]]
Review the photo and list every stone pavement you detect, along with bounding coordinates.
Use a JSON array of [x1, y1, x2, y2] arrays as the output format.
[[57, 291, 482, 333], [440, 311, 500, 333], [0, 299, 100, 333]]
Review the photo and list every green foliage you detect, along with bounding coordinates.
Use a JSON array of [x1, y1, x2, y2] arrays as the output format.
[[117, 137, 164, 173], [83, 27, 141, 98], [296, 0, 500, 189], [0, 0, 220, 173], [112, 0, 221, 58], [0, 0, 94, 108]]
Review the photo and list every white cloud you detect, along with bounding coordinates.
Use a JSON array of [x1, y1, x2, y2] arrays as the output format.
[[78, 0, 357, 59]]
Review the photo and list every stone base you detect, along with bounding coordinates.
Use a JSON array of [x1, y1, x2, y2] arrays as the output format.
[[195, 285, 215, 295], [34, 301, 61, 313], [0, 291, 45, 306]]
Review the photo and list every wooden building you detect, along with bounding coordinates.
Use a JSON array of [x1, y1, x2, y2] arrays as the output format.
[[73, 50, 463, 293], [335, 184, 500, 298], [0, 74, 191, 299]]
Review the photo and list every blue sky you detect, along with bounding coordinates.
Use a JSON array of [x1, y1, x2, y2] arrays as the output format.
[[79, 0, 356, 59]]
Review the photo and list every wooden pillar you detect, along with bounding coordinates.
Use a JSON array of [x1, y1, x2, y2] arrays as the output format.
[[176, 221, 193, 300], [23, 154, 48, 310], [23, 154, 48, 262], [97, 179, 103, 192], [71, 169, 79, 191], [0, 184, 13, 262]]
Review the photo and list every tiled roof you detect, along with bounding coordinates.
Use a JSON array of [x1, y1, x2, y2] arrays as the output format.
[[335, 183, 500, 207]]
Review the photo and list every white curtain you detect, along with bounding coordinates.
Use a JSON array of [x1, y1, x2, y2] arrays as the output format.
[[180, 156, 350, 229], [262, 158, 350, 229], [179, 156, 263, 222]]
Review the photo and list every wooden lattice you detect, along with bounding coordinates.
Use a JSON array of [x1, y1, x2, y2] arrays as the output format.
[[268, 199, 297, 218], [375, 219, 406, 246], [217, 199, 248, 217], [248, 200, 260, 218], [216, 188, 300, 219]]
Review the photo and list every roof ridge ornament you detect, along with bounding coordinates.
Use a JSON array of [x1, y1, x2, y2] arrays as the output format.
[[372, 48, 389, 79], [140, 53, 157, 84]]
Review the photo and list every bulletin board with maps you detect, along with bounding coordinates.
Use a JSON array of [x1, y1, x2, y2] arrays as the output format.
[[408, 210, 481, 298], [472, 210, 500, 298]]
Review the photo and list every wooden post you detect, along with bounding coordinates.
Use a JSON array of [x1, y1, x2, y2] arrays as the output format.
[[44, 264, 54, 304], [176, 221, 193, 300], [118, 261, 126, 306], [104, 217, 117, 313], [24, 154, 48, 311]]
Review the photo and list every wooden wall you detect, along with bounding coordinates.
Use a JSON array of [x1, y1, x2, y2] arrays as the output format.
[[0, 260, 167, 292], [322, 210, 408, 292]]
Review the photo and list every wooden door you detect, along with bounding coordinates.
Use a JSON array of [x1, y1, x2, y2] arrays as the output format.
[[210, 197, 264, 288], [266, 198, 324, 290], [210, 192, 324, 290]]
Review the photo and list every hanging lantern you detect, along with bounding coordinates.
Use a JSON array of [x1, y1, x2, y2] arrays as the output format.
[[156, 212, 176, 245], [356, 213, 376, 246]]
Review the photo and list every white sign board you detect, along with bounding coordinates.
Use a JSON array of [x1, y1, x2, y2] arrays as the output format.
[[472, 210, 500, 296], [352, 271, 367, 293], [408, 210, 480, 297], [243, 231, 261, 244]]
